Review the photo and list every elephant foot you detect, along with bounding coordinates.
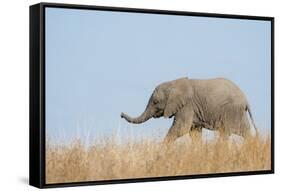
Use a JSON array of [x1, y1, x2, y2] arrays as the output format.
[[189, 126, 202, 144]]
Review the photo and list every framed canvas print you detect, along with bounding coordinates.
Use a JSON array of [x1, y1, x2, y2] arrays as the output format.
[[29, 2, 274, 188]]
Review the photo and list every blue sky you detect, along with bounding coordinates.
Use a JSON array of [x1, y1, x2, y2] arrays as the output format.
[[45, 8, 271, 144]]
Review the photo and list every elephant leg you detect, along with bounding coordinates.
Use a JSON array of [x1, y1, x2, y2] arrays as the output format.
[[235, 114, 252, 139], [190, 125, 202, 143], [164, 107, 193, 144], [164, 121, 190, 144]]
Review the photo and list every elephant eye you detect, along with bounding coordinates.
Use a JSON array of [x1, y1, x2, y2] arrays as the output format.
[[153, 99, 159, 104]]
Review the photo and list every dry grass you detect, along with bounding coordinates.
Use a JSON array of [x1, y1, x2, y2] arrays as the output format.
[[46, 135, 271, 184]]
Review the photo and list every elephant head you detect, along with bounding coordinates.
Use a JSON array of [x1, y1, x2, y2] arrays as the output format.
[[121, 77, 193, 124]]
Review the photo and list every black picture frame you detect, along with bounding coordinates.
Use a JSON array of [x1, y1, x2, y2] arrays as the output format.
[[29, 2, 275, 188]]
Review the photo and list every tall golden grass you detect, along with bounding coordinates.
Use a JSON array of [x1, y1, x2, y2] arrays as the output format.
[[46, 135, 271, 184]]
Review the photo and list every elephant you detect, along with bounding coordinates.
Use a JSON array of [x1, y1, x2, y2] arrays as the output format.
[[120, 77, 257, 143]]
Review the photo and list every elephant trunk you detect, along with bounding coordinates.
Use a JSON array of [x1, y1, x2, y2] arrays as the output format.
[[121, 108, 152, 124]]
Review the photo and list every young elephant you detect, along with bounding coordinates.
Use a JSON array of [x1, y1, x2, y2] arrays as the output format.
[[121, 77, 257, 143]]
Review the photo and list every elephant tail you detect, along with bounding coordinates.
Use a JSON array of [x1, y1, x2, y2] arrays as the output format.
[[246, 104, 259, 137]]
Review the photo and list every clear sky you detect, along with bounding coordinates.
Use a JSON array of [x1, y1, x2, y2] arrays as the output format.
[[45, 7, 271, 144]]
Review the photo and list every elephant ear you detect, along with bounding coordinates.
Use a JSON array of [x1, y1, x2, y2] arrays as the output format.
[[164, 79, 192, 118]]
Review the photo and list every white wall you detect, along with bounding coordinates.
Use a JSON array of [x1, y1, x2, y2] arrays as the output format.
[[0, 0, 278, 190]]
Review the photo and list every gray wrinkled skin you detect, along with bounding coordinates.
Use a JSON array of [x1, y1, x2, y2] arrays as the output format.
[[121, 77, 257, 143]]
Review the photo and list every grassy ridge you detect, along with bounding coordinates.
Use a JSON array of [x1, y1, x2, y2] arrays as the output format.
[[46, 136, 271, 184]]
